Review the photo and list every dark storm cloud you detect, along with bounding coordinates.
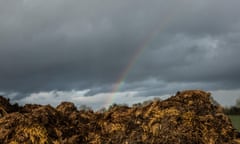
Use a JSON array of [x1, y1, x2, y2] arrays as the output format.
[[0, 0, 240, 98]]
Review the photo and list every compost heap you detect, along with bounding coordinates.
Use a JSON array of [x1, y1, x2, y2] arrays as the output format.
[[0, 90, 239, 144]]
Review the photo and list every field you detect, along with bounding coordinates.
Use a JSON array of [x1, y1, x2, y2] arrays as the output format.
[[228, 115, 240, 131]]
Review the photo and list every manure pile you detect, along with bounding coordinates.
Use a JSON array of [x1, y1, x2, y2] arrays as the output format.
[[0, 90, 239, 144]]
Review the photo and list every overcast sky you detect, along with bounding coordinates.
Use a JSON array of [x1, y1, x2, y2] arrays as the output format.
[[1, 0, 240, 109]]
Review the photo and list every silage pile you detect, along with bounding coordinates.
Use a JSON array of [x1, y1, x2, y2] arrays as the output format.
[[0, 90, 239, 144]]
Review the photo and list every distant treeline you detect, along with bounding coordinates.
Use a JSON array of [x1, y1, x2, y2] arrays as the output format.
[[223, 97, 240, 115], [224, 106, 240, 115]]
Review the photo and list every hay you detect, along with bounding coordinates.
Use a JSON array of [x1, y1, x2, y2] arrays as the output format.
[[0, 90, 239, 144]]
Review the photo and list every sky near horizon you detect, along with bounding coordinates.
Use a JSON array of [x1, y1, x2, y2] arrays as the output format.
[[0, 0, 240, 109]]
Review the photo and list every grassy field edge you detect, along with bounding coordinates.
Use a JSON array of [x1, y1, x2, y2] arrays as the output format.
[[228, 115, 240, 131]]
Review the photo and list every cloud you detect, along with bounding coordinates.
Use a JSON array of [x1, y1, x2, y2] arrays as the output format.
[[12, 88, 240, 110], [0, 0, 240, 105], [14, 89, 159, 110]]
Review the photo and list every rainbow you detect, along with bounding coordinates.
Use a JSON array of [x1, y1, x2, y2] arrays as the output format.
[[104, 8, 184, 107], [103, 29, 158, 107], [112, 31, 156, 92]]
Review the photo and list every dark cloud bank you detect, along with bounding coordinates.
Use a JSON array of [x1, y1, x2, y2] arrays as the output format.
[[0, 0, 240, 102]]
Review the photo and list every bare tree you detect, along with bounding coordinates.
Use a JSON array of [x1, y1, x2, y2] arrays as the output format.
[[79, 104, 92, 111]]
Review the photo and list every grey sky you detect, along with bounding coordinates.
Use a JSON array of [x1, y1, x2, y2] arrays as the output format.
[[0, 0, 240, 108]]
